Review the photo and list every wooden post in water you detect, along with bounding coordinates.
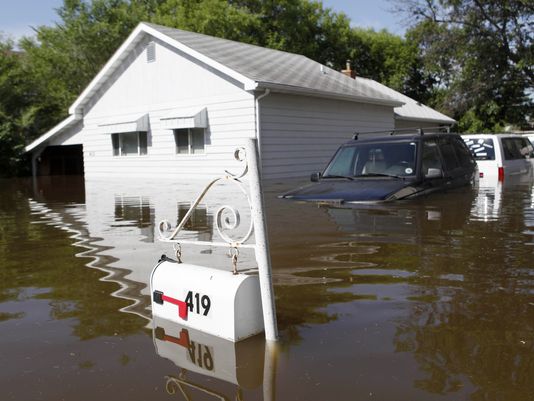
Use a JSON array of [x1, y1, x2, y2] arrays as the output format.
[[245, 138, 278, 342]]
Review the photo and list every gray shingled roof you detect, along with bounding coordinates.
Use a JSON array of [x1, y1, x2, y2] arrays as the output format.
[[145, 23, 402, 106], [361, 78, 456, 124]]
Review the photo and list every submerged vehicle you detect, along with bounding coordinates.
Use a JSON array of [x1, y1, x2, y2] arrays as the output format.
[[280, 128, 478, 203], [462, 134, 533, 183]]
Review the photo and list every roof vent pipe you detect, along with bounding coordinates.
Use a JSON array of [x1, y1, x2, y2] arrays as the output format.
[[341, 59, 356, 79]]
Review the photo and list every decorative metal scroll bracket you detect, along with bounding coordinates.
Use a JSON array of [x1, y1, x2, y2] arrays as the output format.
[[157, 138, 279, 342], [157, 147, 255, 250]]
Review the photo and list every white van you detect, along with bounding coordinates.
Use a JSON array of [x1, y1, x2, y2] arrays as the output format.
[[462, 134, 533, 182]]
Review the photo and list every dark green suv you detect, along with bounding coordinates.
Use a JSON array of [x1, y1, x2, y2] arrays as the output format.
[[280, 128, 478, 203]]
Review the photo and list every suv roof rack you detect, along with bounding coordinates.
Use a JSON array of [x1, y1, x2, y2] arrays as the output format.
[[352, 126, 451, 140]]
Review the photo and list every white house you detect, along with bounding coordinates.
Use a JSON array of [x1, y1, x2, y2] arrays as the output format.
[[26, 22, 453, 180]]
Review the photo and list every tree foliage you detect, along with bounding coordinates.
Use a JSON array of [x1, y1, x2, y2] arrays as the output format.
[[0, 38, 59, 176], [20, 0, 159, 113], [350, 28, 420, 93], [397, 0, 534, 132]]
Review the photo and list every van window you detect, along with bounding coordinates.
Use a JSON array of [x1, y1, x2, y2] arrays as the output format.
[[463, 137, 496, 160], [501, 137, 534, 160]]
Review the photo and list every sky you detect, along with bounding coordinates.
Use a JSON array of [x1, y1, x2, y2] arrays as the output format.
[[0, 0, 406, 41], [322, 0, 406, 34]]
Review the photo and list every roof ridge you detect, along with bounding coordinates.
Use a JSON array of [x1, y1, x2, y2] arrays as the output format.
[[141, 22, 404, 108], [142, 21, 311, 61]]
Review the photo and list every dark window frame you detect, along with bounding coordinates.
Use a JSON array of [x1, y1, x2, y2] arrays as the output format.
[[438, 136, 461, 172], [421, 138, 444, 176], [173, 128, 205, 155], [501, 137, 533, 160], [451, 136, 476, 168], [111, 131, 148, 157]]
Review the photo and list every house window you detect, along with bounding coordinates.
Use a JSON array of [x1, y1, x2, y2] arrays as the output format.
[[174, 128, 205, 154], [111, 132, 148, 156]]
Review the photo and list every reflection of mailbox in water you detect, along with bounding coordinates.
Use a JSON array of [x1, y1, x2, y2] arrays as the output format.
[[152, 316, 264, 388], [150, 258, 264, 341]]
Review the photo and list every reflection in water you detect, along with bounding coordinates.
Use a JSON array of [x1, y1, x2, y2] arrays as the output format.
[[114, 196, 155, 243], [114, 196, 153, 228], [470, 183, 503, 221], [0, 177, 147, 342], [392, 185, 534, 399], [25, 178, 259, 323], [1, 176, 534, 400], [177, 202, 213, 242], [153, 316, 265, 387], [267, 183, 534, 399], [28, 198, 151, 321], [395, 289, 534, 397]]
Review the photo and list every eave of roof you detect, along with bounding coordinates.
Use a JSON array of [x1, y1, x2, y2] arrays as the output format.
[[25, 114, 81, 153], [256, 81, 403, 107], [394, 113, 456, 124]]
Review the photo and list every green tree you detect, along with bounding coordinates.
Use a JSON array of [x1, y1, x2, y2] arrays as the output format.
[[20, 0, 159, 114], [0, 38, 58, 176], [153, 0, 262, 43], [234, 0, 354, 68], [349, 28, 421, 93], [0, 39, 25, 176], [397, 0, 534, 132]]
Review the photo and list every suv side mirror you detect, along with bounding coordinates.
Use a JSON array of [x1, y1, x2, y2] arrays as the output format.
[[425, 168, 443, 179], [310, 172, 322, 182]]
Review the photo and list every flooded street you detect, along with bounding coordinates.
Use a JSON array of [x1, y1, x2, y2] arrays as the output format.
[[1, 175, 533, 400]]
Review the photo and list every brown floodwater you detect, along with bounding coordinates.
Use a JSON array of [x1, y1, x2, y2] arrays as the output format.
[[1, 175, 533, 401]]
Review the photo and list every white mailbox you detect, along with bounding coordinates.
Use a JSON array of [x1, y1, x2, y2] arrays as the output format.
[[150, 257, 264, 342], [152, 316, 264, 388]]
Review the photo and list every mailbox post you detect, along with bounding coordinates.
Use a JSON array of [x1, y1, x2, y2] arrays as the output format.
[[152, 139, 278, 342], [245, 138, 278, 341]]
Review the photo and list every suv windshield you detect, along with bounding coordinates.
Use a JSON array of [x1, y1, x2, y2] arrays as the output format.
[[323, 141, 418, 178]]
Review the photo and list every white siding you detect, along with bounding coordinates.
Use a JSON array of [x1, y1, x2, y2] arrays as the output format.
[[259, 93, 394, 179], [78, 38, 256, 179]]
